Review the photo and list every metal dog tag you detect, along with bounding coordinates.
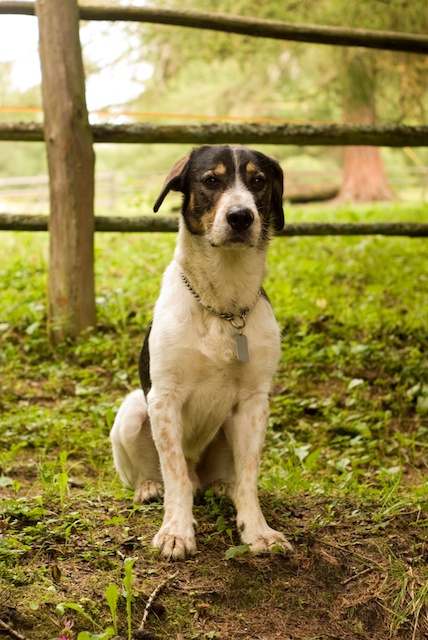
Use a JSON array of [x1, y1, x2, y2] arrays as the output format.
[[235, 333, 250, 363]]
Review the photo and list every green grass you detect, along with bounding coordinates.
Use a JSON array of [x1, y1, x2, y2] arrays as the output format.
[[1, 201, 428, 640]]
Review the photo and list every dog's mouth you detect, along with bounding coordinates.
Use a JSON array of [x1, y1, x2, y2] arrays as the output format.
[[226, 231, 252, 244], [210, 231, 256, 248]]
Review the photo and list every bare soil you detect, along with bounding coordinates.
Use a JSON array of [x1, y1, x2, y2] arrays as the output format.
[[1, 469, 427, 640]]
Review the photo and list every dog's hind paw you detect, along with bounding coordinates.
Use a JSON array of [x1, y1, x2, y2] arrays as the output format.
[[210, 480, 233, 499], [133, 480, 163, 504], [152, 528, 197, 561]]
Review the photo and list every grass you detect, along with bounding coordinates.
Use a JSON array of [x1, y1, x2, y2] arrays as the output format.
[[0, 201, 428, 640]]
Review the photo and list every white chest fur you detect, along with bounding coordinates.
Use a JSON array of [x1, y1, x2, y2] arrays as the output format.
[[147, 258, 281, 461]]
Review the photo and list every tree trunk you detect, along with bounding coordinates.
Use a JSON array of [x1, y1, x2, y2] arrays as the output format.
[[335, 51, 395, 203], [337, 146, 395, 203], [36, 0, 96, 344]]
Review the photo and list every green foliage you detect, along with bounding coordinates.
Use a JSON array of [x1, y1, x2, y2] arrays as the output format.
[[55, 602, 99, 628], [224, 544, 250, 560], [77, 631, 115, 640]]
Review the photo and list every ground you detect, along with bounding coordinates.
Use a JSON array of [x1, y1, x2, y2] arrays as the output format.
[[1, 202, 428, 640], [1, 470, 427, 640]]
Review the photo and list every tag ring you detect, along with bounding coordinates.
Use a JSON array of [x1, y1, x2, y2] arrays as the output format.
[[230, 316, 246, 331]]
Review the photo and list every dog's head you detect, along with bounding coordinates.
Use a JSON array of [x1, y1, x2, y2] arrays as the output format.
[[154, 145, 284, 248]]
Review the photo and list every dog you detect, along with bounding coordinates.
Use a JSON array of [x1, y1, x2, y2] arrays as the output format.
[[110, 145, 293, 560]]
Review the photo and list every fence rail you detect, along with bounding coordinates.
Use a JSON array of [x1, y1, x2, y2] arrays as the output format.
[[1, 122, 428, 147], [2, 214, 428, 237], [1, 1, 428, 54]]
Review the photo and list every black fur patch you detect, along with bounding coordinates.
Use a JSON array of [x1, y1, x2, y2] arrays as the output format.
[[138, 322, 152, 396]]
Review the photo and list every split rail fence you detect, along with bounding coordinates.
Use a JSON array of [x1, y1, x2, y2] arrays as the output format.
[[1, 0, 428, 340]]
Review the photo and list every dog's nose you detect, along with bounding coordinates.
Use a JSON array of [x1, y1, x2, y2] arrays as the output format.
[[226, 207, 254, 231]]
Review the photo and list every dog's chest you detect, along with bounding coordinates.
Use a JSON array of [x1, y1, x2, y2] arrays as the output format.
[[148, 268, 281, 459], [150, 271, 280, 378], [197, 314, 241, 364], [179, 316, 278, 457], [150, 259, 280, 388]]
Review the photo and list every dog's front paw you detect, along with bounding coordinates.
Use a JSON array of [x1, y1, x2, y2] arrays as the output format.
[[152, 526, 196, 560], [242, 527, 294, 555], [134, 480, 163, 504]]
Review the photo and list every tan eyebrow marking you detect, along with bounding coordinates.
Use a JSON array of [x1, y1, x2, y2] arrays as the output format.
[[214, 162, 227, 175], [245, 161, 258, 175], [203, 162, 227, 178]]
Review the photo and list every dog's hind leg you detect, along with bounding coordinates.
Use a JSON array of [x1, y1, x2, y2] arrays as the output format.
[[110, 390, 163, 503]]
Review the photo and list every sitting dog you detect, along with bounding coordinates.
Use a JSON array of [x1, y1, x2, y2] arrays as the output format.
[[110, 145, 293, 560]]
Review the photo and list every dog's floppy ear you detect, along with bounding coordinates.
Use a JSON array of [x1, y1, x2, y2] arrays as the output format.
[[153, 154, 190, 212], [269, 157, 284, 233]]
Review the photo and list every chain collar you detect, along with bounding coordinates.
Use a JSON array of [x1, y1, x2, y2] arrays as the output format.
[[181, 271, 262, 330]]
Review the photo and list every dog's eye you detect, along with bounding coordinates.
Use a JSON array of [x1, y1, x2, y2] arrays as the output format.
[[202, 176, 219, 189], [251, 176, 266, 191]]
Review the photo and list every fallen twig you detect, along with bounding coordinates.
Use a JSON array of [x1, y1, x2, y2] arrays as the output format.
[[135, 570, 179, 637], [0, 619, 32, 640], [341, 566, 374, 586]]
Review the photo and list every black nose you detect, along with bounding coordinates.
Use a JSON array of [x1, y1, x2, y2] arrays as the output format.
[[226, 207, 254, 232]]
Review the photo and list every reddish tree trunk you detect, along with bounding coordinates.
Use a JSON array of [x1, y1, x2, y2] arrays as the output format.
[[335, 52, 395, 204], [337, 146, 396, 203]]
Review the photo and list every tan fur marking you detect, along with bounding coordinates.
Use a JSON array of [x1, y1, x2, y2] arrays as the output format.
[[186, 190, 210, 235], [158, 426, 173, 449], [200, 206, 218, 234], [189, 192, 195, 211], [245, 161, 258, 175], [213, 162, 227, 176]]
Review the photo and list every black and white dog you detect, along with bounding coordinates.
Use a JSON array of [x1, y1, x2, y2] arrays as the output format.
[[110, 145, 292, 559]]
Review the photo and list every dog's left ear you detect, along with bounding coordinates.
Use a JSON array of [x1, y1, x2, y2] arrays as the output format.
[[153, 154, 190, 212], [269, 157, 284, 233]]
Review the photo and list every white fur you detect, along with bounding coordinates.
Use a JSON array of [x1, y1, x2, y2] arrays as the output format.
[[110, 158, 292, 560], [208, 183, 261, 248]]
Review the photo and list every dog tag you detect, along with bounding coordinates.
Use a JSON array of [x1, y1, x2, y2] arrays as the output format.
[[235, 333, 249, 363]]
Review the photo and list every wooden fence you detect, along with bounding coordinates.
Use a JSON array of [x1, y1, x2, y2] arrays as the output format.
[[1, 0, 428, 341]]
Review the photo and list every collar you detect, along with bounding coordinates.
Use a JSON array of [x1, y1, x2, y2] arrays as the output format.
[[180, 271, 262, 330]]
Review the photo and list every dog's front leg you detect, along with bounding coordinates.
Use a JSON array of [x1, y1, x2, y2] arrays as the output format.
[[229, 394, 293, 555], [148, 393, 196, 560]]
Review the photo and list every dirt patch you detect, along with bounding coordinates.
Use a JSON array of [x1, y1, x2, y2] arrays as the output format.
[[1, 482, 426, 640]]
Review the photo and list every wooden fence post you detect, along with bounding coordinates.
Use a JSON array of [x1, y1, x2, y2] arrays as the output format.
[[36, 0, 96, 344]]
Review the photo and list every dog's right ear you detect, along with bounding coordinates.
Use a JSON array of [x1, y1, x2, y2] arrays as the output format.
[[153, 154, 190, 212]]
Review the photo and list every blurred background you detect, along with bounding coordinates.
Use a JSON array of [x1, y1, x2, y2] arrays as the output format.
[[0, 0, 427, 215]]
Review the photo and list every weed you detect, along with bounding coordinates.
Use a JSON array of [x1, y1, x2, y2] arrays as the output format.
[[123, 557, 137, 640], [105, 583, 119, 636], [224, 545, 251, 560], [54, 557, 137, 640]]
